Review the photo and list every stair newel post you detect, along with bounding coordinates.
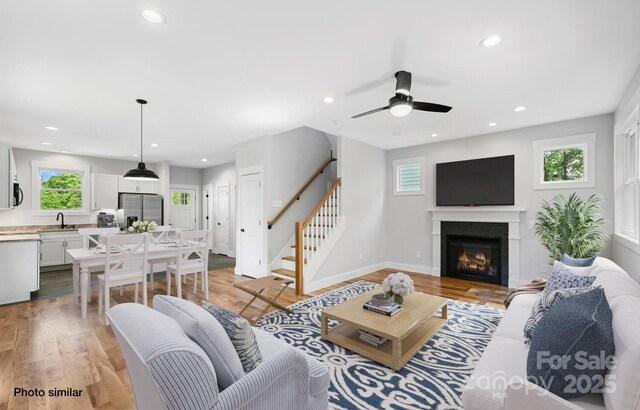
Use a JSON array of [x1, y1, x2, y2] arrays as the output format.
[[295, 222, 304, 295], [337, 183, 341, 223]]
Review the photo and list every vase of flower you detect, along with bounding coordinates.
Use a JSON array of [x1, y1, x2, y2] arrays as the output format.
[[127, 220, 157, 234], [381, 272, 415, 305]]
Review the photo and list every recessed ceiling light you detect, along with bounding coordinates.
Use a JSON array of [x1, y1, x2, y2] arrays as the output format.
[[488, 122, 497, 127], [201, 158, 208, 162], [141, 9, 166, 24], [41, 142, 52, 145], [133, 153, 139, 157], [60, 150, 69, 154], [480, 35, 502, 48], [150, 143, 159, 148], [431, 133, 438, 137], [392, 132, 401, 137], [323, 97, 334, 104], [514, 106, 527, 112], [45, 126, 59, 131]]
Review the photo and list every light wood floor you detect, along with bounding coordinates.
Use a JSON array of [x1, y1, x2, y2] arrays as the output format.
[[0, 268, 508, 410]]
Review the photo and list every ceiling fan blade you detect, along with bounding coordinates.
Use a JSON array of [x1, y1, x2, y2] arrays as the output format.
[[344, 77, 391, 96], [412, 101, 452, 113], [395, 71, 412, 95], [351, 106, 389, 119]]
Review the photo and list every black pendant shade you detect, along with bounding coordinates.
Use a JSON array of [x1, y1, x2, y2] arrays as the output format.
[[124, 99, 159, 181]]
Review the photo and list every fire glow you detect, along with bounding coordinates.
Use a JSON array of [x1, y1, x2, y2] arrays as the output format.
[[457, 249, 491, 272]]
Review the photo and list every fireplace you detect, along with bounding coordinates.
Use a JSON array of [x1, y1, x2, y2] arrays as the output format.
[[440, 222, 508, 286]]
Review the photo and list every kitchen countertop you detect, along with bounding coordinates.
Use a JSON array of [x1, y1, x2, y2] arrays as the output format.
[[0, 223, 98, 235], [0, 233, 41, 242]]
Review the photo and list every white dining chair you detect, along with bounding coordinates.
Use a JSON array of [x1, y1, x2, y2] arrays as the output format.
[[76, 227, 120, 301], [147, 225, 177, 289], [166, 230, 209, 300], [98, 233, 149, 324]]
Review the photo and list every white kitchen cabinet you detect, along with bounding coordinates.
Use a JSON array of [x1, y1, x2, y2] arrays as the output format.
[[0, 145, 17, 209], [40, 232, 82, 267], [118, 176, 157, 194], [0, 238, 40, 305], [92, 174, 119, 209]]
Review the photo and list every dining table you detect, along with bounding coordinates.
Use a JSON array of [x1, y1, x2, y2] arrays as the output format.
[[66, 241, 206, 319]]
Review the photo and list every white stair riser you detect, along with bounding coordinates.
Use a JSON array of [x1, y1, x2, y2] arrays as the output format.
[[281, 259, 296, 271]]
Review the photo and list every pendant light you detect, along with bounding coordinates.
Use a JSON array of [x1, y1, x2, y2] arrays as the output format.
[[124, 99, 159, 180]]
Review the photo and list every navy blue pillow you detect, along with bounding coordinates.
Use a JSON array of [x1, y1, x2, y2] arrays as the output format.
[[526, 288, 615, 400], [561, 253, 596, 267]]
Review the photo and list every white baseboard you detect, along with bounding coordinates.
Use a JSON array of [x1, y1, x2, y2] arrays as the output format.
[[384, 262, 434, 275], [304, 262, 387, 294]]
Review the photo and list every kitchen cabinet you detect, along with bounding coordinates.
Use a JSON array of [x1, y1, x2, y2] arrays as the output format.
[[118, 176, 157, 194], [92, 174, 119, 209], [40, 232, 82, 267], [0, 236, 40, 305], [0, 145, 17, 209]]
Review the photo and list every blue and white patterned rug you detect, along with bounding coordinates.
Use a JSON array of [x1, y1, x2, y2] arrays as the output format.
[[256, 281, 503, 410]]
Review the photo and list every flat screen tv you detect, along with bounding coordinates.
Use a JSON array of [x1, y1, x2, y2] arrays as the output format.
[[436, 155, 514, 206]]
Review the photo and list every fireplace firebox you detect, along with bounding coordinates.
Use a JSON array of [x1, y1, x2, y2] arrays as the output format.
[[440, 222, 508, 286]]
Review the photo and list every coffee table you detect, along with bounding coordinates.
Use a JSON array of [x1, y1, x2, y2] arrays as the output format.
[[321, 289, 448, 370]]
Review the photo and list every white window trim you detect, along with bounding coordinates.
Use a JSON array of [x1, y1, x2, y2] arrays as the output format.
[[532, 133, 596, 190], [614, 105, 640, 242], [31, 161, 91, 216], [393, 156, 426, 196]]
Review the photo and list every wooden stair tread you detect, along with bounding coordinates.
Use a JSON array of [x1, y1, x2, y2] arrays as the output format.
[[282, 255, 307, 263], [272, 268, 296, 278]]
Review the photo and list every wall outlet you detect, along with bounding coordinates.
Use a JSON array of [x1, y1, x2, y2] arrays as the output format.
[[528, 220, 535, 229], [272, 199, 282, 208], [359, 253, 363, 261], [540, 263, 548, 274], [416, 251, 421, 258], [367, 252, 371, 259]]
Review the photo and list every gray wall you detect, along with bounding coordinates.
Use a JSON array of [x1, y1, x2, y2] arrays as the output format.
[[385, 114, 615, 283], [235, 126, 335, 264], [314, 135, 387, 279], [169, 166, 202, 186], [612, 64, 640, 282], [202, 161, 237, 254]]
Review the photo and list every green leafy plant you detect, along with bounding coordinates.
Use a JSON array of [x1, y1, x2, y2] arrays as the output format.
[[534, 193, 609, 262]]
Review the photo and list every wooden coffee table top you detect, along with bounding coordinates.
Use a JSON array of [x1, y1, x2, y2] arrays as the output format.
[[322, 289, 448, 339]]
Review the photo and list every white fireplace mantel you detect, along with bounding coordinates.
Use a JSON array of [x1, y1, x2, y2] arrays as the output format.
[[427, 207, 526, 288]]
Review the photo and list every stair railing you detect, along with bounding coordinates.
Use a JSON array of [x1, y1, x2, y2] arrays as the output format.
[[294, 178, 342, 295], [267, 156, 336, 230]]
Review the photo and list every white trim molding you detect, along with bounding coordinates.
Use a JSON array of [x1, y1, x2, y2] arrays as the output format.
[[428, 206, 526, 287], [532, 133, 596, 190]]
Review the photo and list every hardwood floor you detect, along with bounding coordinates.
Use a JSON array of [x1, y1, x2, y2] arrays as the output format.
[[0, 268, 508, 410]]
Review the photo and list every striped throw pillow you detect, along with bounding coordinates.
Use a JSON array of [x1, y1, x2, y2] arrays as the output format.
[[202, 302, 262, 372]]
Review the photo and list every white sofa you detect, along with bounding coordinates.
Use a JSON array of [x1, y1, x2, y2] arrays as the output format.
[[462, 257, 640, 410]]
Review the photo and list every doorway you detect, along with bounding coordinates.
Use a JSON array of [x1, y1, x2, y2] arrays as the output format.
[[169, 185, 197, 230], [238, 167, 264, 278], [216, 183, 231, 255]]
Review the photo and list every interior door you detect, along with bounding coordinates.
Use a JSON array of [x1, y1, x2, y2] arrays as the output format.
[[170, 188, 196, 230], [202, 185, 213, 249], [240, 172, 263, 277], [216, 184, 230, 255]]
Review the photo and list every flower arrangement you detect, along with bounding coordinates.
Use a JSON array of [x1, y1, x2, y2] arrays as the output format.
[[381, 272, 415, 305], [127, 220, 157, 233]]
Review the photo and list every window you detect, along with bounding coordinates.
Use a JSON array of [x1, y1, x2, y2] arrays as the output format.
[[172, 191, 192, 206], [32, 162, 90, 214], [616, 106, 640, 241], [393, 157, 425, 196], [532, 133, 596, 190]]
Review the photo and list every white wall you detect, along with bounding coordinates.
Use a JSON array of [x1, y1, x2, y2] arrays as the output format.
[[612, 64, 640, 282], [0, 148, 149, 227], [169, 166, 202, 186], [202, 161, 237, 255], [386, 114, 615, 283], [314, 135, 387, 281]]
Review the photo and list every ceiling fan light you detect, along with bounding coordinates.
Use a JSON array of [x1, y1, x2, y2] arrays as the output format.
[[390, 103, 412, 117]]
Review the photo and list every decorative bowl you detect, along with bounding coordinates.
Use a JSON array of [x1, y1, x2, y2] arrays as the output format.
[[370, 293, 392, 307]]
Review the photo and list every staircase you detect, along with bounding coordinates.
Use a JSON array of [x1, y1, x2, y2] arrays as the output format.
[[269, 171, 344, 295]]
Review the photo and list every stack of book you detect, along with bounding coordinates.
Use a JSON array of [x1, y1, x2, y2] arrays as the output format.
[[358, 330, 388, 346], [362, 300, 402, 316]]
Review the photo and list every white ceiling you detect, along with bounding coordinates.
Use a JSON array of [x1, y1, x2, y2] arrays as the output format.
[[1, 0, 640, 168]]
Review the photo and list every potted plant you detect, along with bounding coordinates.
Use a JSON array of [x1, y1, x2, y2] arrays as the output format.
[[534, 193, 608, 262]]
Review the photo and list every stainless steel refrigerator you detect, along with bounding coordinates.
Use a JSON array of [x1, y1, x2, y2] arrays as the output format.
[[118, 193, 163, 226]]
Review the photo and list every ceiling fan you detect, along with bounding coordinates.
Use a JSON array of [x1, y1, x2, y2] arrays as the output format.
[[351, 71, 452, 119]]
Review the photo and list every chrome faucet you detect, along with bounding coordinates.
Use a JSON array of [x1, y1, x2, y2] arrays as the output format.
[[56, 212, 67, 229]]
